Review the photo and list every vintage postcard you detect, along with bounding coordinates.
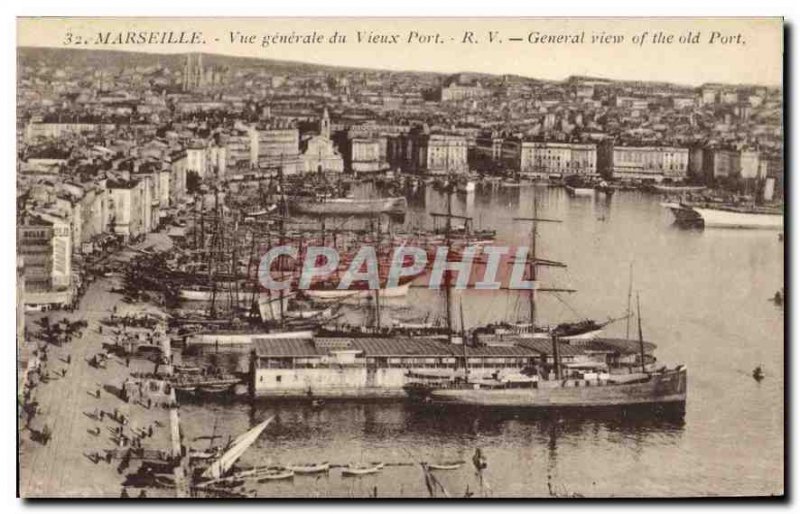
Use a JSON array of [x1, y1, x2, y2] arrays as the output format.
[[16, 17, 784, 498]]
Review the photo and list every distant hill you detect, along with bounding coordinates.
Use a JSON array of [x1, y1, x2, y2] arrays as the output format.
[[17, 46, 774, 90], [16, 46, 442, 78]]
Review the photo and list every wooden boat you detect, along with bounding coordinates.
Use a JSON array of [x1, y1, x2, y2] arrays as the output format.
[[341, 462, 384, 476], [200, 417, 275, 480], [256, 468, 295, 481], [287, 462, 330, 474], [426, 461, 464, 471], [293, 196, 407, 216], [687, 204, 783, 229], [197, 384, 234, 395], [565, 184, 595, 196], [456, 181, 476, 194], [564, 175, 595, 196]]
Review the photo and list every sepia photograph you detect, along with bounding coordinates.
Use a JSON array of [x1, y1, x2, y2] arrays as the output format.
[[14, 16, 784, 499]]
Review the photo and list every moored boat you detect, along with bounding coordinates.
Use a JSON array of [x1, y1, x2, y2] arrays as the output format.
[[564, 175, 596, 196], [689, 205, 783, 229], [304, 282, 410, 301], [404, 183, 687, 415], [661, 202, 703, 225], [292, 196, 407, 216], [341, 462, 384, 476], [287, 462, 330, 474], [649, 184, 707, 194], [457, 181, 476, 194]]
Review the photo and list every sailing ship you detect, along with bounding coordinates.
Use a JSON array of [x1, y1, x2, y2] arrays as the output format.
[[404, 190, 687, 413], [648, 184, 707, 194], [564, 175, 595, 196]]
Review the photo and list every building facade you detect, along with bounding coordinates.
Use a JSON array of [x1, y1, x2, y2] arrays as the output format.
[[611, 146, 689, 182], [519, 142, 598, 178]]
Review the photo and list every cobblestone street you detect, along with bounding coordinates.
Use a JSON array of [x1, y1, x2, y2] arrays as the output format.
[[19, 275, 173, 498]]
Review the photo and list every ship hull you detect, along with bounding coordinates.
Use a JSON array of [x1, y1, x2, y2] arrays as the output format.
[[304, 283, 410, 301], [691, 207, 783, 229], [408, 367, 686, 410], [661, 202, 703, 224], [565, 185, 595, 196], [293, 197, 407, 216], [651, 185, 706, 194]]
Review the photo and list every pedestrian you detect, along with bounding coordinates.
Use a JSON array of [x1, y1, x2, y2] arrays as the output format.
[[61, 368, 67, 377], [99, 410, 105, 421], [67, 354, 71, 365], [138, 489, 147, 498], [96, 388, 101, 399], [148, 425, 153, 438], [120, 487, 129, 498]]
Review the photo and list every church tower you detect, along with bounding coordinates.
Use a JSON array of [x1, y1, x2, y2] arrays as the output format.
[[321, 107, 331, 140]]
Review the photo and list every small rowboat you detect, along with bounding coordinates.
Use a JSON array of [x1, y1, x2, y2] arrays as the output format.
[[426, 460, 464, 471], [256, 468, 295, 482], [288, 462, 330, 474], [197, 384, 233, 395], [196, 476, 245, 488], [341, 462, 384, 477]]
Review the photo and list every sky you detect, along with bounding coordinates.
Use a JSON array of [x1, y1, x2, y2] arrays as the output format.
[[17, 17, 783, 87]]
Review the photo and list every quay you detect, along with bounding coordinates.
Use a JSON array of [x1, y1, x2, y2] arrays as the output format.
[[18, 236, 180, 498]]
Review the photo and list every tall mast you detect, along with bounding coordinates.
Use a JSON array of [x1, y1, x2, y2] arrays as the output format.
[[247, 228, 258, 320], [625, 262, 634, 339], [637, 293, 646, 373], [529, 192, 538, 329], [460, 297, 468, 377], [513, 193, 562, 328], [278, 167, 286, 326], [444, 184, 453, 344], [373, 214, 381, 330]]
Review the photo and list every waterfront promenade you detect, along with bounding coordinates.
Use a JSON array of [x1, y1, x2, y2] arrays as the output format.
[[19, 236, 175, 498]]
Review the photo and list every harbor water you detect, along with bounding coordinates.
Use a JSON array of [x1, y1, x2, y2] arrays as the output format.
[[180, 184, 784, 497]]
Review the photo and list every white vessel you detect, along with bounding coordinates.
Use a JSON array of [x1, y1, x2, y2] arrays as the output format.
[[565, 185, 595, 196], [457, 181, 476, 194], [179, 288, 258, 302]]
